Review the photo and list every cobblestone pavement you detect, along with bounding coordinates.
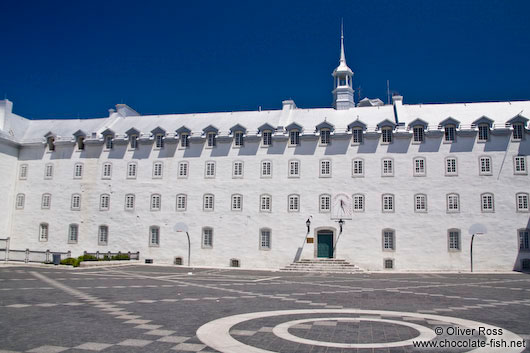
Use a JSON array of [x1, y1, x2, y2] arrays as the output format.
[[1, 265, 529, 352]]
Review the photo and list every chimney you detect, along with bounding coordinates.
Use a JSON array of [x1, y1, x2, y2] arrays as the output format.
[[0, 99, 13, 131], [282, 99, 296, 111]]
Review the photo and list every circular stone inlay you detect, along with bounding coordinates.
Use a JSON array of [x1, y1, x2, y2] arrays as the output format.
[[273, 317, 435, 349]]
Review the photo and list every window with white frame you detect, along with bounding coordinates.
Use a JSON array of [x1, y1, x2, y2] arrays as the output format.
[[414, 194, 427, 212], [382, 158, 394, 176], [205, 161, 216, 178], [352, 159, 364, 177], [320, 159, 331, 177], [71, 194, 81, 210], [444, 125, 456, 142], [44, 163, 53, 179], [353, 194, 364, 212], [178, 161, 189, 178], [262, 130, 272, 146], [320, 129, 330, 145], [478, 124, 489, 141], [105, 135, 113, 149], [202, 227, 213, 248], [411, 157, 425, 176], [149, 226, 160, 246], [514, 156, 527, 174], [232, 161, 243, 178], [39, 223, 49, 242], [153, 162, 163, 178], [203, 194, 214, 211], [151, 194, 161, 211], [448, 229, 461, 251], [261, 160, 272, 178], [413, 126, 424, 143], [516, 193, 529, 212], [176, 194, 187, 211], [289, 130, 300, 145], [512, 123, 524, 140], [127, 162, 137, 179], [260, 228, 271, 250], [234, 131, 244, 147], [41, 193, 51, 209], [479, 156, 492, 175], [447, 193, 460, 213], [445, 157, 457, 176], [207, 132, 216, 147], [384, 258, 394, 269], [319, 194, 331, 212], [102, 163, 112, 179], [100, 194, 110, 211], [77, 136, 85, 150], [15, 193, 25, 209], [260, 194, 271, 212], [382, 194, 394, 212], [382, 229, 395, 251], [288, 194, 299, 212], [98, 225, 108, 245], [352, 128, 363, 144], [284, 160, 298, 178], [74, 163, 83, 179], [129, 134, 138, 149], [519, 229, 530, 251], [155, 134, 164, 148], [381, 127, 393, 143], [19, 164, 28, 179], [68, 224, 78, 244], [231, 194, 242, 211], [180, 133, 189, 147], [125, 194, 135, 210], [481, 193, 494, 212]]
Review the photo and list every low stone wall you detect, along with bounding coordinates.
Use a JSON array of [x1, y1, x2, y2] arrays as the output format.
[[79, 260, 141, 268]]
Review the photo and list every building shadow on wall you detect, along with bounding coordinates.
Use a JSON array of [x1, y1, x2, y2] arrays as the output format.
[[517, 133, 530, 154], [156, 142, 177, 158], [50, 147, 73, 160], [484, 134, 510, 152], [267, 141, 287, 155], [449, 135, 475, 153], [0, 143, 21, 158], [387, 138, 411, 153], [418, 136, 442, 153], [357, 138, 378, 153], [210, 142, 231, 157], [294, 138, 317, 155], [132, 145, 151, 159], [80, 145, 103, 159], [183, 141, 204, 158], [324, 137, 349, 155], [108, 145, 127, 159]]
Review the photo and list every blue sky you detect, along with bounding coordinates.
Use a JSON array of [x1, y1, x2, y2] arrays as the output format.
[[1, 0, 529, 119]]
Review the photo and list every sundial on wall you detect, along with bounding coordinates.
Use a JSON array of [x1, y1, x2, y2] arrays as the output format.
[[331, 193, 353, 220]]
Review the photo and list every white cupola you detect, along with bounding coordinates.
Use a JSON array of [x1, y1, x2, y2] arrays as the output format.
[[332, 23, 355, 110]]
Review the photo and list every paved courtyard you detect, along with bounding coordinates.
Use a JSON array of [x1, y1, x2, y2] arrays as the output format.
[[0, 264, 529, 352]]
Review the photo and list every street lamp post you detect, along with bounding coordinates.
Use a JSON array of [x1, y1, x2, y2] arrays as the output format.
[[174, 222, 191, 267], [306, 218, 311, 233], [468, 223, 487, 273]]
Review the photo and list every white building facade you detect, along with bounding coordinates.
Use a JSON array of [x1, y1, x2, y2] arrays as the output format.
[[1, 40, 529, 272]]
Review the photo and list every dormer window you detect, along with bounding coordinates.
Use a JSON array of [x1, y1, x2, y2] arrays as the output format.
[[234, 131, 244, 147], [262, 131, 272, 146], [105, 135, 113, 149], [413, 126, 424, 143], [207, 132, 216, 147], [320, 129, 330, 145], [289, 130, 300, 146], [478, 124, 489, 142], [155, 134, 164, 148], [181, 133, 189, 147], [381, 127, 393, 144], [444, 125, 456, 142], [512, 123, 524, 140], [47, 136, 55, 151], [130, 134, 138, 149], [77, 136, 85, 150], [352, 128, 363, 144]]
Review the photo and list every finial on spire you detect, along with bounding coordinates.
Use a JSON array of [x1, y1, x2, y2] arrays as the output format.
[[340, 19, 346, 64]]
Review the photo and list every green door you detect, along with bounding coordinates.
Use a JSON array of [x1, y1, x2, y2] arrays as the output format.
[[317, 232, 333, 258]]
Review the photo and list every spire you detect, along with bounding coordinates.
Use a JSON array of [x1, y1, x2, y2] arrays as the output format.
[[332, 20, 354, 110], [340, 18, 346, 65]]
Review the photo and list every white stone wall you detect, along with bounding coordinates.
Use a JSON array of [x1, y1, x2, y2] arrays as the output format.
[[0, 142, 18, 240], [5, 130, 530, 271]]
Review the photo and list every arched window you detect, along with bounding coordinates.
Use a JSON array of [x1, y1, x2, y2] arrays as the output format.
[[414, 194, 427, 213], [104, 135, 113, 149], [382, 194, 394, 212], [381, 127, 393, 143], [479, 156, 492, 175], [202, 227, 213, 248], [514, 156, 527, 175], [288, 159, 300, 178], [149, 226, 160, 247], [231, 194, 243, 211], [15, 193, 25, 209], [127, 162, 137, 179], [259, 228, 271, 250], [353, 194, 364, 212], [234, 131, 244, 147], [448, 229, 461, 251], [150, 194, 161, 211], [41, 193, 51, 209], [516, 193, 529, 212], [477, 124, 489, 141], [98, 225, 108, 245], [382, 158, 394, 176], [512, 123, 524, 140], [444, 125, 456, 142], [412, 125, 424, 143], [289, 129, 300, 146], [319, 194, 331, 212], [288, 194, 300, 212], [352, 158, 364, 177], [232, 161, 243, 178], [44, 163, 54, 179], [176, 194, 187, 211], [129, 134, 138, 149], [207, 132, 217, 147], [153, 161, 163, 178], [320, 159, 331, 177], [155, 134, 164, 149], [445, 157, 458, 176], [260, 194, 272, 212], [320, 128, 331, 145], [481, 193, 494, 212], [102, 162, 112, 179], [446, 193, 460, 213], [71, 194, 81, 211], [205, 161, 216, 178], [74, 163, 83, 179], [413, 157, 426, 176], [68, 224, 79, 244], [125, 194, 135, 210], [100, 194, 110, 211], [261, 160, 272, 178], [178, 161, 189, 178], [352, 128, 363, 144], [203, 194, 214, 211], [39, 223, 49, 242], [382, 229, 395, 251], [262, 130, 272, 146], [19, 164, 28, 180]]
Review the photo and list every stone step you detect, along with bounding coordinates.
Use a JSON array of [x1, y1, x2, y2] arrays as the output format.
[[279, 258, 365, 273]]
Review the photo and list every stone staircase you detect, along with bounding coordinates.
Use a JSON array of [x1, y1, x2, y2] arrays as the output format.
[[280, 258, 364, 274]]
